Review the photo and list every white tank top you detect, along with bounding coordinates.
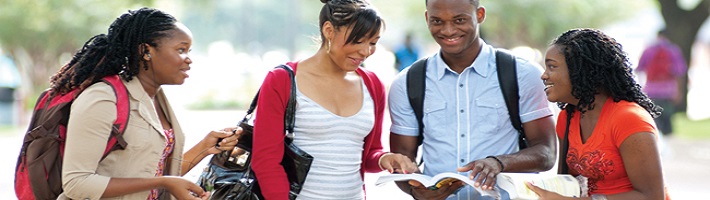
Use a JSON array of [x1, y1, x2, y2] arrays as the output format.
[[292, 81, 373, 200]]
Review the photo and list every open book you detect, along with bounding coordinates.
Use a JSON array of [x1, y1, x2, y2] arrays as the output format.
[[374, 172, 499, 198], [497, 173, 582, 200], [375, 172, 581, 200]]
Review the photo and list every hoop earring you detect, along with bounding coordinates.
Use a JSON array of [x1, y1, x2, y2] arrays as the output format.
[[327, 39, 332, 54]]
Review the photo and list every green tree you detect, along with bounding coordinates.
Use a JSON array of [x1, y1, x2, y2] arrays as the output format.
[[180, 0, 316, 57], [656, 0, 709, 111], [0, 0, 154, 97], [370, 0, 650, 57], [482, 0, 651, 51]]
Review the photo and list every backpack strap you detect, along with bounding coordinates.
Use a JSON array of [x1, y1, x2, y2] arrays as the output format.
[[406, 58, 428, 147], [100, 75, 130, 159], [406, 49, 526, 153], [495, 49, 527, 149]]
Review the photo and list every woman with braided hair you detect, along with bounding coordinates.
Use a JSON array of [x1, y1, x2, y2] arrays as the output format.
[[529, 28, 666, 200], [57, 8, 241, 200], [251, 0, 418, 199]]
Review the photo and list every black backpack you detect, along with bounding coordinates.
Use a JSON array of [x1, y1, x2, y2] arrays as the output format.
[[406, 49, 527, 152]]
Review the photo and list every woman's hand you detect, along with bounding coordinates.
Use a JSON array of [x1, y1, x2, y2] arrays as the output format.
[[181, 127, 243, 174], [526, 182, 570, 200], [161, 176, 210, 200], [379, 153, 419, 174], [204, 127, 242, 155]]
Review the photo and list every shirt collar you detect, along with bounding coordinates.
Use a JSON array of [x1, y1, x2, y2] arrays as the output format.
[[432, 40, 495, 80], [124, 77, 162, 102]]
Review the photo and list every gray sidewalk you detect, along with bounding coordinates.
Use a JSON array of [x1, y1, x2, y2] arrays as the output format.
[[1, 109, 708, 199]]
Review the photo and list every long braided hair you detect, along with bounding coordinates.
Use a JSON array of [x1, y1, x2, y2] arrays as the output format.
[[552, 28, 662, 117], [318, 0, 384, 46], [49, 7, 177, 97]]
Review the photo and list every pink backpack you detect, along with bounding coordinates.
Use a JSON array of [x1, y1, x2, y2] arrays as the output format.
[[646, 47, 674, 82]]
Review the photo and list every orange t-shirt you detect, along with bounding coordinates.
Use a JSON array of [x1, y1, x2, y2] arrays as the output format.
[[556, 98, 657, 195]]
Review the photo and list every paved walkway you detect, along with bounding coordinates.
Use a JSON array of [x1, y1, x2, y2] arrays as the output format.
[[1, 109, 707, 199]]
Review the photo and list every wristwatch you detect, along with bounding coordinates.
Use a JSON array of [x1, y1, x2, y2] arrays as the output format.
[[591, 194, 608, 200]]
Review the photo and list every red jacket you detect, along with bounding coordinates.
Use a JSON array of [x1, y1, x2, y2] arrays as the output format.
[[251, 62, 388, 199]]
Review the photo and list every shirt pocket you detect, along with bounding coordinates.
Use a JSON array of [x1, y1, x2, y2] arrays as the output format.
[[124, 115, 154, 151], [474, 98, 504, 135], [422, 96, 447, 133]]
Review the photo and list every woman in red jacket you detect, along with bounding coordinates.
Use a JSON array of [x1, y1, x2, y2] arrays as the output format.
[[251, 0, 418, 199]]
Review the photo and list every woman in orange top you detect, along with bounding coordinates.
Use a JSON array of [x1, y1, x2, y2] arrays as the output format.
[[529, 28, 666, 200]]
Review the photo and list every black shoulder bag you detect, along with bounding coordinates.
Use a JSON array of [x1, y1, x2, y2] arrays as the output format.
[[197, 65, 313, 200]]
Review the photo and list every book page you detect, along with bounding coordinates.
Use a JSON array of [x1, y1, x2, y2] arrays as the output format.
[[375, 172, 499, 198], [496, 173, 581, 200]]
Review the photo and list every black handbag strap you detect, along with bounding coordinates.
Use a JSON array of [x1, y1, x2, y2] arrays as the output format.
[[241, 64, 297, 135]]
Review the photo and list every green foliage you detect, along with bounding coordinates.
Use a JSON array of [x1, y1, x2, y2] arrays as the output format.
[[483, 0, 653, 50], [0, 0, 655, 110], [0, 125, 17, 136], [187, 99, 243, 110], [180, 0, 321, 55], [0, 0, 155, 54], [674, 112, 710, 139], [0, 0, 155, 96]]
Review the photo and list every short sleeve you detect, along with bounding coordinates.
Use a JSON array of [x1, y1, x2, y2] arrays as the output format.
[[515, 58, 554, 123], [388, 68, 420, 136], [611, 104, 657, 147]]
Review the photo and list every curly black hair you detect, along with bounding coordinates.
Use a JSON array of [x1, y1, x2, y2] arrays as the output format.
[[551, 28, 662, 118], [319, 0, 384, 46], [49, 7, 177, 96]]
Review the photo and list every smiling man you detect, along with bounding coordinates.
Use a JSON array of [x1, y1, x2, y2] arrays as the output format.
[[388, 0, 558, 199]]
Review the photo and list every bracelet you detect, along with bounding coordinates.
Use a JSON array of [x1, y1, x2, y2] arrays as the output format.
[[486, 156, 505, 171]]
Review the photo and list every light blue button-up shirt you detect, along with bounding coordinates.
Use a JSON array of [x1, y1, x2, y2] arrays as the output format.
[[389, 42, 553, 200]]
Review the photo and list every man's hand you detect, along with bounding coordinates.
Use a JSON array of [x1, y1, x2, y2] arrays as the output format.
[[409, 180, 464, 200], [456, 157, 503, 190]]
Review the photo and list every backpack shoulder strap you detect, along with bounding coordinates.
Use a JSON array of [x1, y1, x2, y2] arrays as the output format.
[[100, 75, 130, 158], [406, 58, 428, 147], [495, 49, 527, 149]]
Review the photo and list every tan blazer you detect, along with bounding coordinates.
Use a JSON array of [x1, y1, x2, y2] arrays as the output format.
[[59, 78, 185, 200]]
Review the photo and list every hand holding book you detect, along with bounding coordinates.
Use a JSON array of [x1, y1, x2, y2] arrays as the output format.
[[375, 172, 501, 199], [409, 178, 466, 200], [376, 172, 582, 200]]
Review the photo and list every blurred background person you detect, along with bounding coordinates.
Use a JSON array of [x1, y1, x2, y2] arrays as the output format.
[[636, 28, 687, 136], [0, 48, 20, 125], [393, 32, 421, 72]]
